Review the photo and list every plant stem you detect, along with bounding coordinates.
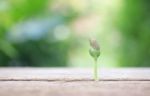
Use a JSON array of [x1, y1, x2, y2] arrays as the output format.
[[94, 58, 98, 81]]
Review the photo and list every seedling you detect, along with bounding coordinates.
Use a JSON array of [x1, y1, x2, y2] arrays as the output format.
[[89, 39, 100, 81]]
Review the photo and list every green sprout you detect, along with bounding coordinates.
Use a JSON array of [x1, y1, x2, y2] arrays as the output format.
[[89, 39, 100, 81]]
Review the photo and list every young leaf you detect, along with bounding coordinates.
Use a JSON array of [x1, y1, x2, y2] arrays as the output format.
[[89, 39, 100, 81]]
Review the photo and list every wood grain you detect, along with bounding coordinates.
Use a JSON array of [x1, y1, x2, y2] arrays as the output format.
[[0, 68, 150, 96]]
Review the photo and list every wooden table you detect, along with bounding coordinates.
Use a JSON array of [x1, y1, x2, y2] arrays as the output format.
[[0, 68, 150, 96]]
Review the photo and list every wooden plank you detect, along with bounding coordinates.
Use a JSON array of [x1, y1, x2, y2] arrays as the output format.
[[0, 68, 150, 96], [0, 81, 150, 96], [0, 68, 150, 81]]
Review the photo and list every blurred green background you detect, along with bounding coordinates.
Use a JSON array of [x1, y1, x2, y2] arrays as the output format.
[[0, 0, 150, 67]]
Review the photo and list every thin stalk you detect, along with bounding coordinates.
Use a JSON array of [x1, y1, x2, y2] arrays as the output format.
[[94, 58, 98, 81]]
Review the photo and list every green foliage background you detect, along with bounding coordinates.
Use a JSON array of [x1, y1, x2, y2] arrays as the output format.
[[0, 0, 150, 67], [0, 0, 77, 66], [116, 0, 150, 67]]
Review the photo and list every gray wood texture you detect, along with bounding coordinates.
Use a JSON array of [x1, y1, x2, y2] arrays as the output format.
[[0, 68, 150, 96]]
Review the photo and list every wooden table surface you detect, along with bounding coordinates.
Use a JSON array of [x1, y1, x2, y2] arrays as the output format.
[[0, 68, 150, 96]]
